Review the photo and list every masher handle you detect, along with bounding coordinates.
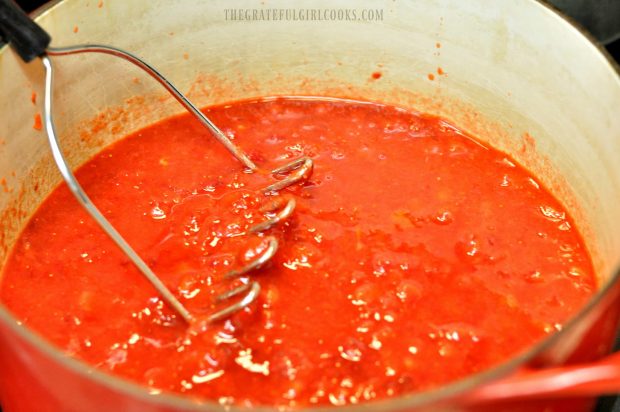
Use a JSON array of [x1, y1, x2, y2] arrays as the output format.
[[0, 0, 50, 62]]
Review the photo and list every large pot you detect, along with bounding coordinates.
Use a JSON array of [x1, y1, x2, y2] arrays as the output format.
[[1, 0, 620, 411]]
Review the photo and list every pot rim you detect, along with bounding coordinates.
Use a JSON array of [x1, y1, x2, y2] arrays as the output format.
[[1, 0, 619, 410]]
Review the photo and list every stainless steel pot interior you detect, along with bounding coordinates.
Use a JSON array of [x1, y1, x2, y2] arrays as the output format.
[[0, 0, 619, 410]]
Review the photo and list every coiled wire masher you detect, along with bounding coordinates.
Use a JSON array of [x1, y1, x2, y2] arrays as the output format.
[[0, 0, 314, 326]]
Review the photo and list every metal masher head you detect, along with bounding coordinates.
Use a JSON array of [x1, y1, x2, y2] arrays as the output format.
[[0, 1, 314, 326]]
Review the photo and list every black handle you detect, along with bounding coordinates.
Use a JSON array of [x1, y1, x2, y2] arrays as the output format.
[[0, 0, 50, 62]]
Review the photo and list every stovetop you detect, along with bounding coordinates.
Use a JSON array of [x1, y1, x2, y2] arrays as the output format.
[[596, 334, 620, 411]]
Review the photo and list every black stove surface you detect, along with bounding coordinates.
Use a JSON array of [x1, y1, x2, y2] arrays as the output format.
[[596, 333, 620, 411], [1, 1, 620, 412]]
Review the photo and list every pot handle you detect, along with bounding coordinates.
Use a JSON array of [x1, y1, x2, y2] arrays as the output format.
[[464, 351, 620, 404], [0, 0, 50, 62]]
